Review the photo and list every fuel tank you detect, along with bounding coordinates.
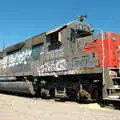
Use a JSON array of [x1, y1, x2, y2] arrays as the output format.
[[0, 77, 35, 95]]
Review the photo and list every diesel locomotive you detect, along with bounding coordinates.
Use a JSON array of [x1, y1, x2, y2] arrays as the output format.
[[0, 17, 120, 101]]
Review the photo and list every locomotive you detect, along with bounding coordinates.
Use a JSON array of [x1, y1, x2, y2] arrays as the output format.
[[0, 17, 120, 101]]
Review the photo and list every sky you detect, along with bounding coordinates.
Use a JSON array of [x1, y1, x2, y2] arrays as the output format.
[[0, 0, 120, 50]]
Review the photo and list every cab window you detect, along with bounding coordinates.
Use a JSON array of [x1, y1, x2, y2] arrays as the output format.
[[47, 32, 62, 51]]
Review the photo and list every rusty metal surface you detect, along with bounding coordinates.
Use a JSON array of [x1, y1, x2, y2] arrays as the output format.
[[0, 21, 101, 77], [0, 33, 46, 76], [5, 42, 25, 54], [30, 33, 45, 46]]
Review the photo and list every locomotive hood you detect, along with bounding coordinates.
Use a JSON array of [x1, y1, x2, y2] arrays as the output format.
[[46, 21, 93, 36]]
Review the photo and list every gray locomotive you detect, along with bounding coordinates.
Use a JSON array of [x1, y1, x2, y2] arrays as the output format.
[[0, 17, 120, 101]]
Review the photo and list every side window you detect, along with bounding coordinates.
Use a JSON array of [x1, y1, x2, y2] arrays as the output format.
[[47, 32, 62, 51], [32, 44, 43, 60]]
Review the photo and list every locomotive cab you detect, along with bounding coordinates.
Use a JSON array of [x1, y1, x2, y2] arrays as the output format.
[[39, 21, 102, 101]]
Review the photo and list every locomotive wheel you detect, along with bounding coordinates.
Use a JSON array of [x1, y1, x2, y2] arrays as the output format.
[[66, 88, 77, 101]]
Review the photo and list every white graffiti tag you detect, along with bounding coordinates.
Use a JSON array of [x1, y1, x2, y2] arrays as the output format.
[[39, 59, 66, 73], [2, 49, 32, 68]]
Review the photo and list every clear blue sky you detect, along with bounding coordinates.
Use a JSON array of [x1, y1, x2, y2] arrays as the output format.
[[0, 0, 119, 49]]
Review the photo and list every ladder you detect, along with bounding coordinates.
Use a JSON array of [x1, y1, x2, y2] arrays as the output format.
[[105, 69, 120, 101]]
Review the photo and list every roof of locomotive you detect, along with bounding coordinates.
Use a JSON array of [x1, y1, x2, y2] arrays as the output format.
[[4, 21, 71, 53], [5, 33, 46, 54], [46, 21, 92, 35], [4, 21, 92, 54]]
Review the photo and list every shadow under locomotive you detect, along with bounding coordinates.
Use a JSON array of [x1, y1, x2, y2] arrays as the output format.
[[0, 73, 103, 103]]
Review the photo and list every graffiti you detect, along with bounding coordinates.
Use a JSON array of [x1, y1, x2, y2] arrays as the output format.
[[68, 22, 92, 42], [72, 55, 95, 68], [2, 49, 32, 68], [38, 59, 66, 74], [40, 48, 64, 60], [76, 23, 91, 32]]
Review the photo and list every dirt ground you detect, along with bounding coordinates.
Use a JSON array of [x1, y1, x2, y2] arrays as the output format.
[[0, 94, 120, 120]]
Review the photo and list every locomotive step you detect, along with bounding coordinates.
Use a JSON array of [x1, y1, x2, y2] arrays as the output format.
[[108, 85, 120, 90], [112, 77, 120, 79], [105, 94, 120, 100], [104, 97, 120, 101]]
